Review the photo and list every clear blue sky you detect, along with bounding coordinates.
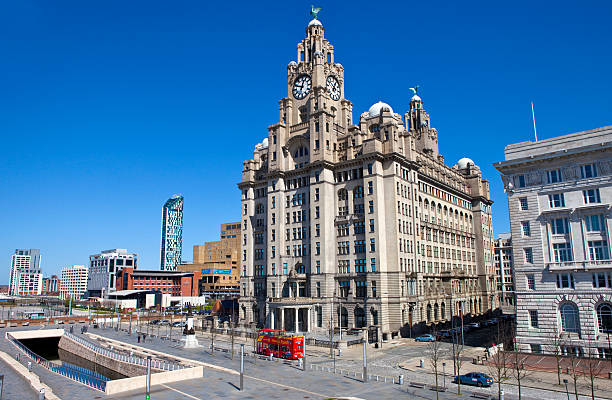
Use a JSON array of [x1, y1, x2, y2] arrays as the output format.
[[1, 1, 611, 282]]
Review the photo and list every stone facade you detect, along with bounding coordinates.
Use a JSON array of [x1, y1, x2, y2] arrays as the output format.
[[238, 17, 497, 340], [495, 125, 612, 356], [494, 233, 515, 309]]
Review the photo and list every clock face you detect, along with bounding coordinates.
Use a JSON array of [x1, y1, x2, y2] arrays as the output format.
[[326, 76, 341, 100], [292, 75, 312, 100]]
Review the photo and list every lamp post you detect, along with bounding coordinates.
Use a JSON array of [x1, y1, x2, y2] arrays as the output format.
[[563, 378, 570, 400], [442, 362, 446, 388], [145, 356, 151, 400]]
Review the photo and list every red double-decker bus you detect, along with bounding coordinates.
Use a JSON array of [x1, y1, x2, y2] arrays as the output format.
[[256, 329, 304, 360]]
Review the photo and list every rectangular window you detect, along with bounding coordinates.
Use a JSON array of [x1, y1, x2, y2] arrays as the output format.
[[588, 240, 610, 260], [553, 243, 573, 262], [527, 274, 536, 290], [556, 273, 575, 289], [368, 181, 373, 195], [521, 221, 531, 237], [580, 163, 598, 179], [583, 189, 601, 204], [315, 188, 319, 201], [551, 218, 569, 235], [519, 197, 529, 211], [372, 281, 377, 297], [316, 260, 320, 274], [368, 163, 373, 175], [371, 258, 376, 272], [585, 214, 605, 232], [283, 263, 288, 275], [592, 272, 612, 288], [517, 175, 526, 188], [369, 219, 375, 232], [547, 169, 562, 184], [530, 344, 543, 354], [529, 310, 539, 328], [316, 242, 320, 255], [524, 248, 533, 264], [315, 206, 320, 219], [548, 193, 565, 208]]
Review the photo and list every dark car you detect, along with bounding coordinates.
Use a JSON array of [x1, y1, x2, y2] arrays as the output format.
[[453, 372, 493, 387]]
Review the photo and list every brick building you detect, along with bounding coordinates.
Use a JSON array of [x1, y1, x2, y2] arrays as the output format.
[[116, 267, 200, 297]]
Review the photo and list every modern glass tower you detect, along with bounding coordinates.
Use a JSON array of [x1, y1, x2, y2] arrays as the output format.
[[160, 195, 184, 271]]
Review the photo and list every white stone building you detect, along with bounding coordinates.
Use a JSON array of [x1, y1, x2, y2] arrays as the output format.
[[60, 265, 88, 300], [495, 125, 612, 357], [86, 249, 138, 298], [238, 16, 497, 341], [9, 249, 42, 296]]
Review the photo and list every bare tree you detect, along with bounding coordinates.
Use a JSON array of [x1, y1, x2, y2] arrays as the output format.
[[427, 333, 446, 399], [563, 341, 581, 400], [583, 339, 605, 400], [545, 325, 564, 385], [454, 332, 465, 395], [230, 313, 235, 360], [487, 323, 510, 400], [510, 336, 532, 400]]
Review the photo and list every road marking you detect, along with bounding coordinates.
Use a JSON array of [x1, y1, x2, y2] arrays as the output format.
[[161, 384, 202, 400]]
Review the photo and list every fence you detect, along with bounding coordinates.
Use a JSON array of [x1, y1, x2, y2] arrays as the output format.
[[6, 333, 108, 392], [63, 331, 187, 372]]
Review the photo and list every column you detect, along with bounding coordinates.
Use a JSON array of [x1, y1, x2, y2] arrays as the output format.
[[280, 308, 285, 331], [294, 308, 299, 332], [306, 308, 311, 332], [270, 309, 275, 329]]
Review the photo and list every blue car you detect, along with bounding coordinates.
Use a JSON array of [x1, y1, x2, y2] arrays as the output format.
[[415, 334, 436, 342], [453, 372, 493, 387]]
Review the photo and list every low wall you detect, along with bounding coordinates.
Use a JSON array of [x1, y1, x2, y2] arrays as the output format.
[[104, 366, 204, 395], [59, 335, 159, 377], [0, 350, 61, 400]]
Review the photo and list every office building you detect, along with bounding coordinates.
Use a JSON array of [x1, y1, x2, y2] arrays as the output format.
[[161, 195, 184, 271], [42, 275, 60, 296], [116, 267, 200, 297], [9, 249, 42, 296], [494, 125, 612, 355], [60, 265, 88, 300], [238, 16, 497, 339], [86, 249, 138, 297], [179, 222, 240, 296], [493, 233, 514, 309]]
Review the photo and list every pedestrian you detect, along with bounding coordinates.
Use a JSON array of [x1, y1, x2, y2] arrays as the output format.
[[137, 335, 141, 343], [143, 333, 146, 342]]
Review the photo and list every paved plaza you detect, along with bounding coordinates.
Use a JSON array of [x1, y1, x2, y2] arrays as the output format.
[[2, 323, 612, 399]]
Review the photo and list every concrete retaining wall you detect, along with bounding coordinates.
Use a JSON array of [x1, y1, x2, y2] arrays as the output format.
[[58, 335, 159, 377], [0, 350, 61, 400], [104, 366, 204, 395]]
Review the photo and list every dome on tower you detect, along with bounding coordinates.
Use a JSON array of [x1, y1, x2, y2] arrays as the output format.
[[410, 94, 422, 102], [308, 19, 322, 27], [368, 101, 394, 118], [288, 61, 297, 68], [457, 157, 475, 169], [335, 63, 344, 69]]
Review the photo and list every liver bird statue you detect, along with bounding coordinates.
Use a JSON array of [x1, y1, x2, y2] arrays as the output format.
[[409, 85, 420, 95], [310, 5, 322, 19]]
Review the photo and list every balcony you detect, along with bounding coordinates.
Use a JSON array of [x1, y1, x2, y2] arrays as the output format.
[[547, 259, 612, 271]]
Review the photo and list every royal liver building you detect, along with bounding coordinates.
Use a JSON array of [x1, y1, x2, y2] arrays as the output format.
[[238, 15, 497, 341]]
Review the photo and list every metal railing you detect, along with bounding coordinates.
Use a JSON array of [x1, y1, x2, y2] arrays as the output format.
[[63, 331, 187, 372], [6, 333, 108, 392]]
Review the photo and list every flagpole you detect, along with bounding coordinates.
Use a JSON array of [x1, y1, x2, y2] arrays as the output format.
[[531, 101, 538, 142]]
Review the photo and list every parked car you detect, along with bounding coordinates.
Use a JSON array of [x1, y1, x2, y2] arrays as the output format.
[[160, 320, 170, 326], [438, 330, 451, 338], [467, 322, 480, 329], [415, 334, 436, 342], [172, 321, 186, 327], [453, 372, 493, 387]]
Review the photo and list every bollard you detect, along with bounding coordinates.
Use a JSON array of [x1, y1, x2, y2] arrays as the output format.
[[419, 359, 424, 368], [15, 353, 19, 362], [338, 348, 342, 357], [399, 374, 404, 385], [38, 388, 45, 400], [500, 389, 505, 400], [0, 374, 4, 399], [28, 361, 32, 372], [240, 344, 244, 391], [269, 353, 272, 361]]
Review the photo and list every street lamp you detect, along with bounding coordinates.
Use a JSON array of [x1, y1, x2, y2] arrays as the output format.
[[563, 378, 570, 400], [442, 362, 446, 388]]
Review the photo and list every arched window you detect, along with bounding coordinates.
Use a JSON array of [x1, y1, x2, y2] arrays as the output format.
[[338, 306, 348, 328], [371, 309, 379, 326], [338, 189, 347, 201], [441, 302, 446, 320], [426, 304, 432, 322], [434, 303, 439, 321], [597, 303, 612, 333], [560, 303, 580, 333]]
